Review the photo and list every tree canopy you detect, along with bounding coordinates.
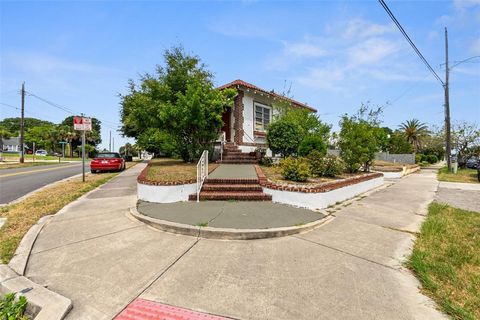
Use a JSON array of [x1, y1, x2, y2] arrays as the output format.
[[339, 104, 384, 172], [0, 117, 54, 134], [120, 46, 236, 162]]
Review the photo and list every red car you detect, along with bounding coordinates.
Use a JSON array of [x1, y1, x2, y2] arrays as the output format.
[[90, 152, 125, 173]]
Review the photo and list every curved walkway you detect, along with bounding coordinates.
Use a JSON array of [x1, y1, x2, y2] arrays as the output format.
[[25, 164, 446, 320]]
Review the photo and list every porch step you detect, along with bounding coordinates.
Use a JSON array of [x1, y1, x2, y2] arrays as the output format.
[[220, 159, 258, 164], [189, 191, 272, 201], [202, 184, 263, 192], [206, 178, 259, 184]]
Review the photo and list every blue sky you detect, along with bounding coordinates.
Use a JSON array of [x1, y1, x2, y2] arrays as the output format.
[[1, 0, 479, 151]]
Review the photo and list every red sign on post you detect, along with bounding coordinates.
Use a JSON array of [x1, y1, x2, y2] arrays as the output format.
[[73, 116, 92, 131]]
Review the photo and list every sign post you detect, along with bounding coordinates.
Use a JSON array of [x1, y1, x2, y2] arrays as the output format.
[[74, 116, 92, 182]]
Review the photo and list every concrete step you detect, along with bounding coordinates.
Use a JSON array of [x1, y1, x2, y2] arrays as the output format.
[[220, 159, 258, 164], [202, 184, 263, 192], [206, 178, 259, 184], [189, 191, 272, 201]]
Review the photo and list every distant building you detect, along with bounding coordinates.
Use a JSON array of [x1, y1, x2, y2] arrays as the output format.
[[1, 137, 21, 153]]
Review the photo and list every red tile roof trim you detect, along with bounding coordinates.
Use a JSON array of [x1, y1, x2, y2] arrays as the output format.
[[254, 165, 383, 193], [218, 79, 317, 112]]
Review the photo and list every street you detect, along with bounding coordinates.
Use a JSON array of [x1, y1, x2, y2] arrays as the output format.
[[0, 162, 90, 204]]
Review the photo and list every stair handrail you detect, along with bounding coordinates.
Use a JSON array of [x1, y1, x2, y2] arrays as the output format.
[[220, 131, 226, 162], [196, 150, 209, 202]]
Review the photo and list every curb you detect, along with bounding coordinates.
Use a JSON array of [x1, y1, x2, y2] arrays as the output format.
[[8, 215, 53, 276], [129, 207, 333, 240], [0, 264, 72, 320]]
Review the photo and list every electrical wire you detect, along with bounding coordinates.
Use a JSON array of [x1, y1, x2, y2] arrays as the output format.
[[378, 0, 445, 86]]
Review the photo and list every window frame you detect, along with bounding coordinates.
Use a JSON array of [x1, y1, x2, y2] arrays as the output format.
[[253, 101, 272, 132]]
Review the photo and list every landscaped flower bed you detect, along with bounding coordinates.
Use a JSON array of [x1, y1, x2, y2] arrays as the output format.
[[137, 158, 219, 186], [256, 165, 382, 193]]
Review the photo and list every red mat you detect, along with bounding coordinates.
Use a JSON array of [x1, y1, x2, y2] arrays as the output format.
[[115, 298, 230, 320]]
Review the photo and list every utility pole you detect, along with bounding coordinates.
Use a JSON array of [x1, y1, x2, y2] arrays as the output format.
[[444, 27, 452, 171], [112, 137, 115, 152], [81, 114, 86, 182], [109, 131, 112, 152], [20, 82, 25, 163]]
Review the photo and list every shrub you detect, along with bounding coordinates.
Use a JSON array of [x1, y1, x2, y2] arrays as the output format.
[[259, 156, 273, 167], [415, 154, 422, 164], [279, 156, 311, 182], [426, 154, 438, 164], [267, 120, 302, 157], [298, 135, 327, 157], [308, 151, 344, 177], [0, 293, 28, 320]]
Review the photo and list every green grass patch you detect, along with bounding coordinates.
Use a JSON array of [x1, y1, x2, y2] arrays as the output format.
[[196, 222, 208, 227], [438, 166, 478, 184], [408, 202, 480, 320], [0, 162, 137, 263], [0, 162, 60, 169]]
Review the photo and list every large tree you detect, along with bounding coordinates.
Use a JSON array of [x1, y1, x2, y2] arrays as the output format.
[[120, 46, 236, 162], [339, 104, 384, 172], [452, 121, 480, 167], [399, 119, 429, 153], [60, 116, 102, 156], [0, 117, 54, 135]]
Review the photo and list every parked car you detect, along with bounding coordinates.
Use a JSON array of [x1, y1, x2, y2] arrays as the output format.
[[35, 150, 48, 156], [90, 152, 125, 173], [466, 157, 479, 169]]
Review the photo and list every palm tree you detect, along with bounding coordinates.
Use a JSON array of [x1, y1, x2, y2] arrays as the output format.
[[399, 119, 429, 153]]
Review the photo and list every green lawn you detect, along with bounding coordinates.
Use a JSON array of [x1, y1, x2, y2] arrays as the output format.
[[2, 154, 83, 161], [438, 166, 478, 183], [0, 162, 60, 169], [409, 202, 480, 320]]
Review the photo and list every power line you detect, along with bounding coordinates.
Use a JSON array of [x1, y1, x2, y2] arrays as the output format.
[[378, 0, 444, 86], [24, 90, 120, 131]]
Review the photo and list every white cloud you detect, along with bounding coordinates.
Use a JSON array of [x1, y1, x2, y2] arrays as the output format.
[[3, 52, 112, 74], [283, 41, 328, 58], [348, 38, 400, 65], [454, 0, 480, 11], [470, 37, 480, 54], [343, 19, 395, 39]]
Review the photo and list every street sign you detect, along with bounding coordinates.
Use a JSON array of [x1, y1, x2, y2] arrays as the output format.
[[73, 116, 92, 131]]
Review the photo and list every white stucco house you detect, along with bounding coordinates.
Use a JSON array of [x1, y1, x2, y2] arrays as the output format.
[[218, 79, 317, 153]]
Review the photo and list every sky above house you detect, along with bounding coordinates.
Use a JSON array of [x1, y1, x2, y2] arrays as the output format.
[[1, 0, 479, 151]]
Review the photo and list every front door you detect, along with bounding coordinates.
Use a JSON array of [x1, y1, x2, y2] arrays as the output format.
[[221, 106, 232, 142]]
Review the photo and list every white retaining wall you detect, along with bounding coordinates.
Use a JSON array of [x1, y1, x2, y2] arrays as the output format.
[[137, 183, 196, 203], [263, 176, 384, 210]]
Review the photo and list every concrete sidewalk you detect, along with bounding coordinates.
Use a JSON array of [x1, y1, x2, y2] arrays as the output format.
[[25, 166, 445, 319]]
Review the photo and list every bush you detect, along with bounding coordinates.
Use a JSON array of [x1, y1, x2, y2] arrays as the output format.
[[279, 156, 310, 182], [0, 293, 28, 320], [426, 154, 438, 164], [298, 135, 327, 157], [415, 154, 422, 164], [259, 156, 273, 167], [308, 151, 344, 177], [267, 120, 302, 157]]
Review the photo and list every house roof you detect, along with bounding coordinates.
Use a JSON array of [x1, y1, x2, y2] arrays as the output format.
[[218, 79, 317, 112], [1, 137, 20, 145]]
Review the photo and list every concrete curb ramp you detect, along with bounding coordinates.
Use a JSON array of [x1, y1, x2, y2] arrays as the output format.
[[129, 207, 333, 240], [0, 265, 72, 320]]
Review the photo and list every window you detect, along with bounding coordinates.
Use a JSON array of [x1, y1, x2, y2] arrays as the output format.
[[254, 102, 271, 131]]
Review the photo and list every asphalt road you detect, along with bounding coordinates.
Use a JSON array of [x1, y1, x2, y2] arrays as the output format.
[[0, 162, 90, 204]]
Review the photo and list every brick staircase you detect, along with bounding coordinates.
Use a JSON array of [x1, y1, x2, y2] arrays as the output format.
[[188, 178, 272, 201], [219, 143, 258, 164]]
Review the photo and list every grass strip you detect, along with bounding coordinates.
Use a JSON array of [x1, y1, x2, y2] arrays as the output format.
[[408, 202, 480, 320], [438, 166, 478, 184], [0, 162, 137, 263], [0, 162, 61, 169], [145, 158, 218, 183]]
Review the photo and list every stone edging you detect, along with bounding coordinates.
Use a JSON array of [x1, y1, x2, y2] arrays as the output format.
[[254, 165, 383, 193], [137, 162, 218, 186], [129, 207, 333, 240]]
